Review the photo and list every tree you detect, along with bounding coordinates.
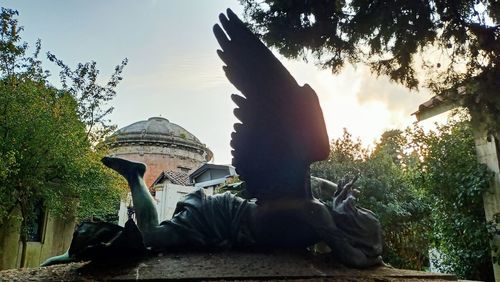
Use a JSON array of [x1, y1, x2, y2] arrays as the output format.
[[0, 8, 126, 266], [240, 0, 500, 132], [408, 112, 493, 280], [46, 54, 128, 144]]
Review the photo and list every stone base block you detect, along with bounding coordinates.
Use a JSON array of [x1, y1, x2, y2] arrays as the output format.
[[0, 251, 456, 281]]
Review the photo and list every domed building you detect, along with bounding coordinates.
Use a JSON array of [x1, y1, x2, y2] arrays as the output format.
[[106, 117, 213, 187]]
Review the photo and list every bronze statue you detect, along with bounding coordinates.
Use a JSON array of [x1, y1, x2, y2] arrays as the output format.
[[41, 9, 383, 269]]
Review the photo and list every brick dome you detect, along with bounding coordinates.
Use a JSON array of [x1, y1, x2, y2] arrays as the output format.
[[106, 117, 212, 186]]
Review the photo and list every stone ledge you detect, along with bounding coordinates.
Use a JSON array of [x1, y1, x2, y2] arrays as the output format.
[[0, 251, 456, 281]]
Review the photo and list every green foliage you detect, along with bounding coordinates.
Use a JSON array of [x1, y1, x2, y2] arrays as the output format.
[[0, 7, 126, 239], [311, 113, 494, 280], [72, 148, 126, 221], [410, 113, 493, 280], [241, 0, 500, 133]]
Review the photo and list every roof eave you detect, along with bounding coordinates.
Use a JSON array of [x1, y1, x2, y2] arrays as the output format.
[[413, 86, 468, 122], [413, 100, 461, 122]]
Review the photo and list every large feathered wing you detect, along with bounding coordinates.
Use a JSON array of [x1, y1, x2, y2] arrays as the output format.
[[214, 9, 330, 202]]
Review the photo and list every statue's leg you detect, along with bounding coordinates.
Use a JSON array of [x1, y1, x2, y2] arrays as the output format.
[[101, 157, 186, 249], [101, 157, 158, 231], [41, 157, 182, 267]]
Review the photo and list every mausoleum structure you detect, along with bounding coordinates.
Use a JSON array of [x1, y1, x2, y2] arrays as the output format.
[[105, 117, 213, 187]]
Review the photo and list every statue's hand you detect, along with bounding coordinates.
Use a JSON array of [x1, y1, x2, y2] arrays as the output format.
[[332, 176, 360, 215]]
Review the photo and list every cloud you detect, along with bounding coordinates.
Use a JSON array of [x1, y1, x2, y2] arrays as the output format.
[[354, 66, 432, 126], [281, 59, 434, 146]]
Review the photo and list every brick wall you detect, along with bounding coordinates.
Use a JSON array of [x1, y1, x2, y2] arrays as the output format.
[[109, 145, 206, 187]]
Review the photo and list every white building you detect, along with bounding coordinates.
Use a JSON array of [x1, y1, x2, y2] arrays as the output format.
[[117, 164, 237, 226]]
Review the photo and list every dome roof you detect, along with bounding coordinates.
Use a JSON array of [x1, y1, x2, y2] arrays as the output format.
[[114, 117, 201, 143], [107, 117, 212, 160]]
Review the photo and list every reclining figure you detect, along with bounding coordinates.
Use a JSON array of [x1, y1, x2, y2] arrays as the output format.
[[42, 9, 383, 268]]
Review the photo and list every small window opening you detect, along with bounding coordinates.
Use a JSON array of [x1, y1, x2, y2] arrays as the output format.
[[26, 200, 45, 242]]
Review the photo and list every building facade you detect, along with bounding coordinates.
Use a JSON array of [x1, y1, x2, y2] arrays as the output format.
[[0, 209, 74, 270]]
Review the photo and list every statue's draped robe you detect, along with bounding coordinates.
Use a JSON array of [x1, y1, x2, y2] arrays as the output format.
[[65, 187, 381, 263], [66, 189, 256, 261], [160, 189, 256, 248]]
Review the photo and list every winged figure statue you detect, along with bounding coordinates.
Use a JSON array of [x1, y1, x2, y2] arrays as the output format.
[[41, 9, 383, 269]]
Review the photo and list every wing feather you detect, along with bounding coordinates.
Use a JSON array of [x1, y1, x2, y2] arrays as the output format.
[[214, 9, 330, 201]]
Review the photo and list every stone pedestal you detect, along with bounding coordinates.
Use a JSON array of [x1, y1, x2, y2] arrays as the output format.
[[0, 251, 456, 281]]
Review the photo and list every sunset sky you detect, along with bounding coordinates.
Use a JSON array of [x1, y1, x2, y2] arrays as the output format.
[[3, 0, 445, 164]]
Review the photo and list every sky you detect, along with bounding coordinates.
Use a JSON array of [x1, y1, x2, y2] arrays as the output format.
[[2, 1, 444, 164]]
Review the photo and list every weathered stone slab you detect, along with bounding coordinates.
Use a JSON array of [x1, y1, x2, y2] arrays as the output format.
[[0, 251, 456, 281]]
